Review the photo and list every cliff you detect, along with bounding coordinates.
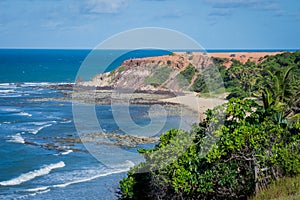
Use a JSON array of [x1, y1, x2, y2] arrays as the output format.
[[79, 53, 214, 92]]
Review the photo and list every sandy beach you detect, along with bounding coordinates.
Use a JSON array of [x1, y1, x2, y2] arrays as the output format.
[[160, 92, 227, 119]]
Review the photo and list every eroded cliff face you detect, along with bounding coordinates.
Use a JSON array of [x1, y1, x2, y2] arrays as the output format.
[[80, 53, 214, 92]]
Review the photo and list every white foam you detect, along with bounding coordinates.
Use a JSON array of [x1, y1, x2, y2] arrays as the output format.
[[25, 121, 57, 134], [18, 112, 32, 117], [0, 107, 19, 112], [61, 150, 73, 155], [22, 121, 56, 134], [29, 124, 52, 134], [22, 82, 74, 87], [0, 89, 14, 93], [53, 167, 128, 188], [0, 83, 10, 86], [54, 149, 73, 156], [60, 119, 72, 124], [25, 186, 49, 192], [18, 188, 51, 199], [22, 82, 52, 87], [31, 121, 56, 126], [7, 133, 25, 144], [0, 83, 16, 88], [0, 161, 65, 186], [22, 161, 132, 196], [0, 94, 22, 98]]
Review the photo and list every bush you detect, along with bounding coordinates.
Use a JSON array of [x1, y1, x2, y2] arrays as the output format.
[[179, 64, 196, 84], [119, 99, 300, 199]]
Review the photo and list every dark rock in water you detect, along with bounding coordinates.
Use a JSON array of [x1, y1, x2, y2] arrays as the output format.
[[24, 141, 37, 146], [42, 83, 75, 91]]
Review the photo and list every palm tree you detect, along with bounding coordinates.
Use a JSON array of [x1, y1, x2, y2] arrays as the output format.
[[261, 65, 298, 119]]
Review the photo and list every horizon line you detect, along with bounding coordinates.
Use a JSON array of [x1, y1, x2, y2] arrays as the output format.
[[0, 47, 299, 51]]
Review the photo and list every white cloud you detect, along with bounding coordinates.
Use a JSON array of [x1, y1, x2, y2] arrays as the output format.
[[208, 8, 231, 17], [42, 21, 64, 29], [81, 0, 127, 14], [203, 0, 284, 22], [202, 0, 280, 10]]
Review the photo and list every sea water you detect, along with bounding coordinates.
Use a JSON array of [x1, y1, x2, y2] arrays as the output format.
[[0, 49, 180, 199]]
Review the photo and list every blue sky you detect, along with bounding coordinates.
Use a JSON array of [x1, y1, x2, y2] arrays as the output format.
[[0, 0, 300, 49]]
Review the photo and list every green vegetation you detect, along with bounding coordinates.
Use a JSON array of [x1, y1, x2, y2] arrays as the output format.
[[225, 52, 300, 101], [118, 52, 300, 199], [192, 63, 226, 94], [119, 98, 300, 199], [190, 51, 300, 103], [118, 65, 126, 73], [175, 64, 197, 88], [192, 73, 207, 92], [144, 66, 173, 87], [180, 64, 196, 83]]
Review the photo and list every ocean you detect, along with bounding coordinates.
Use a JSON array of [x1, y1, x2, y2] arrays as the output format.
[[0, 49, 193, 200], [0, 48, 296, 199]]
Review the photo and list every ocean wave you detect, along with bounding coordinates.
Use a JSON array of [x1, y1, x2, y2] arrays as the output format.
[[0, 94, 22, 98], [22, 166, 129, 196], [20, 160, 133, 197], [24, 121, 57, 134], [0, 161, 65, 186], [22, 82, 53, 87], [31, 121, 57, 126], [61, 150, 73, 155], [0, 89, 14, 93], [17, 112, 32, 117], [60, 119, 72, 124], [0, 83, 16, 88], [0, 107, 20, 112], [18, 188, 51, 199], [25, 186, 49, 192], [54, 150, 73, 156], [29, 124, 52, 134], [53, 167, 128, 188], [0, 83, 10, 86], [7, 133, 25, 144], [21, 82, 74, 87]]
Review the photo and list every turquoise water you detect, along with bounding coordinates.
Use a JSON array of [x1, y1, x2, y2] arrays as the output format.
[[0, 49, 184, 199], [0, 49, 173, 83]]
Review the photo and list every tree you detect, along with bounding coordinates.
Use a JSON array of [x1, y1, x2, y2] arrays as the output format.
[[260, 66, 297, 118]]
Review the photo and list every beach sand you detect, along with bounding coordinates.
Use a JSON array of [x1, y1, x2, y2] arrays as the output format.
[[160, 92, 227, 119]]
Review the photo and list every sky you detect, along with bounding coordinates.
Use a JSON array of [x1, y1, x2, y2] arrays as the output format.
[[0, 0, 300, 49]]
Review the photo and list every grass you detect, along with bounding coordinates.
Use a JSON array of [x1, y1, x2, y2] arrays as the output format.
[[251, 175, 300, 200]]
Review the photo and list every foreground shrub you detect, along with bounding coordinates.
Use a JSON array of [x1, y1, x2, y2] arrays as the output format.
[[119, 99, 300, 199]]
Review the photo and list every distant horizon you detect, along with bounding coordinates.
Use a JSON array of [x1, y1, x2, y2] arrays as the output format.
[[0, 48, 299, 52]]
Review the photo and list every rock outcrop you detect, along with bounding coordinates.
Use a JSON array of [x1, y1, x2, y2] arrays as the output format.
[[79, 53, 214, 92]]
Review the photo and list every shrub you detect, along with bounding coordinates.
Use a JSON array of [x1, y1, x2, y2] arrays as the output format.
[[119, 99, 300, 199]]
